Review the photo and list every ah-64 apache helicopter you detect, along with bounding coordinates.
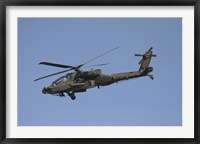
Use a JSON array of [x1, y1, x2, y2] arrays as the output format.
[[35, 47, 156, 100]]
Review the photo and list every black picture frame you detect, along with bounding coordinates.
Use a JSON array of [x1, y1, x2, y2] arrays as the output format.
[[0, 0, 199, 144]]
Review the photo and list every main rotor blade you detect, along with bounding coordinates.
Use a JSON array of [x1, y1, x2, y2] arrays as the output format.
[[35, 46, 119, 81], [39, 62, 73, 68], [34, 68, 72, 81], [87, 63, 109, 67], [82, 46, 120, 66]]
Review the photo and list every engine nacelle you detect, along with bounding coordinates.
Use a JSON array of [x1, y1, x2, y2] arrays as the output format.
[[78, 69, 102, 79]]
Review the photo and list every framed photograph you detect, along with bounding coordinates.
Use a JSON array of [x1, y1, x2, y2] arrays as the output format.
[[0, 0, 199, 144]]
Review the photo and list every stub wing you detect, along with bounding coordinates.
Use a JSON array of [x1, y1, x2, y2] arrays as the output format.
[[69, 83, 85, 87]]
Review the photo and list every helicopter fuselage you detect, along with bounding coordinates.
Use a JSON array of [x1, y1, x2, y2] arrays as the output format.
[[38, 47, 156, 100], [42, 67, 153, 98]]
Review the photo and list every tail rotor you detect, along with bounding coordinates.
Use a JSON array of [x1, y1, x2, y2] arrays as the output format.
[[135, 47, 156, 65], [135, 47, 156, 79]]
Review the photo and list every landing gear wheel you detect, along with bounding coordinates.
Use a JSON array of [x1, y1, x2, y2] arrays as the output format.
[[71, 95, 76, 100], [68, 92, 76, 100]]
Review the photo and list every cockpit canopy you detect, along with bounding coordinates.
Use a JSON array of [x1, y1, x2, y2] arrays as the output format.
[[51, 73, 75, 86], [50, 69, 101, 87]]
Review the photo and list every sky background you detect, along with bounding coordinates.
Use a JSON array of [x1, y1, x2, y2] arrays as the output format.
[[18, 18, 182, 126]]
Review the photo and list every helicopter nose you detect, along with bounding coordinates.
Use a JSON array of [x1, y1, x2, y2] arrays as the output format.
[[42, 87, 47, 94]]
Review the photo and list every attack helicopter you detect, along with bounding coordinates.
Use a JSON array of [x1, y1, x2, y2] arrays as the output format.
[[34, 47, 156, 100]]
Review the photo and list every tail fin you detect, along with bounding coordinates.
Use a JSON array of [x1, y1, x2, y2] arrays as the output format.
[[135, 47, 156, 74]]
